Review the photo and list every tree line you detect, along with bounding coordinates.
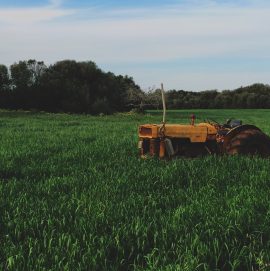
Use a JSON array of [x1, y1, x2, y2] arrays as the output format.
[[1, 59, 270, 114], [165, 84, 270, 109], [0, 59, 143, 114]]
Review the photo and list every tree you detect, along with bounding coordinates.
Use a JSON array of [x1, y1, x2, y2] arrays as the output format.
[[10, 61, 32, 89], [0, 64, 9, 89], [199, 90, 218, 108], [0, 65, 10, 108], [115, 75, 144, 111], [37, 60, 140, 114], [9, 60, 47, 109]]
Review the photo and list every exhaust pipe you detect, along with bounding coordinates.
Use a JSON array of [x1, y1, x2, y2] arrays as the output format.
[[161, 83, 166, 124]]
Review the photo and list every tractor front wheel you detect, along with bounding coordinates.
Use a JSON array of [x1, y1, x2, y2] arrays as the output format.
[[225, 129, 270, 157]]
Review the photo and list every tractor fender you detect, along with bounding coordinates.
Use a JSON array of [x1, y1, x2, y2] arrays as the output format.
[[223, 124, 261, 150]]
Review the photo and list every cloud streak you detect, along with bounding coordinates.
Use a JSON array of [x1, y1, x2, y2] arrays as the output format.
[[0, 0, 270, 90], [0, 0, 74, 24]]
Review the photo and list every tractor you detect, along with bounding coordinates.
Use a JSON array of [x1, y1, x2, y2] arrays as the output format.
[[138, 84, 270, 158]]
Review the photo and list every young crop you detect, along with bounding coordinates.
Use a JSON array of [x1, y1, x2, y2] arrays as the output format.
[[0, 109, 270, 270]]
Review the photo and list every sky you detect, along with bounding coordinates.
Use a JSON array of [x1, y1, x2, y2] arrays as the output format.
[[0, 0, 270, 91]]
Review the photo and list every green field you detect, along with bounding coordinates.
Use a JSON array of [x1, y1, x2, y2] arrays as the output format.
[[1, 109, 270, 271]]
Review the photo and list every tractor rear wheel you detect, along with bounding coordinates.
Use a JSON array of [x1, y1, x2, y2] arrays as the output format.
[[225, 129, 270, 157]]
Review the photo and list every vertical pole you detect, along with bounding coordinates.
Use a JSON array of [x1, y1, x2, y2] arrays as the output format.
[[160, 83, 166, 158], [161, 83, 166, 124]]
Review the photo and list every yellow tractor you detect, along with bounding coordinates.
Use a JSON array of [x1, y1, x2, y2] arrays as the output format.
[[138, 85, 270, 158]]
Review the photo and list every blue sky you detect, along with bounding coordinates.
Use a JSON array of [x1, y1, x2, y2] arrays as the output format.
[[0, 0, 270, 91]]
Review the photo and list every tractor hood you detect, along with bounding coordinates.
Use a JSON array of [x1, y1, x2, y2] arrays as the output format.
[[139, 123, 217, 143]]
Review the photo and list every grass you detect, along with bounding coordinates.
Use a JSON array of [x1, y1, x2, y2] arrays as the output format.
[[1, 109, 270, 270]]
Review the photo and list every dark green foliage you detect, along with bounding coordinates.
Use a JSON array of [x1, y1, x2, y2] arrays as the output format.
[[0, 65, 10, 108], [0, 64, 9, 88], [1, 59, 270, 115], [9, 60, 47, 110], [0, 60, 141, 114], [1, 109, 270, 270], [165, 84, 270, 109]]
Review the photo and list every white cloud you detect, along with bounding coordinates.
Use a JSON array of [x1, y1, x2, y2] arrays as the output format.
[[15, 5, 268, 61], [49, 0, 63, 8], [0, 1, 270, 89], [0, 0, 74, 24]]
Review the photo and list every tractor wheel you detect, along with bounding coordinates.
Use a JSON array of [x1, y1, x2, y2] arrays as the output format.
[[226, 129, 270, 157]]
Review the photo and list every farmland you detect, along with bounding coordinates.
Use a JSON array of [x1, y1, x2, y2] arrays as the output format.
[[1, 109, 270, 270]]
